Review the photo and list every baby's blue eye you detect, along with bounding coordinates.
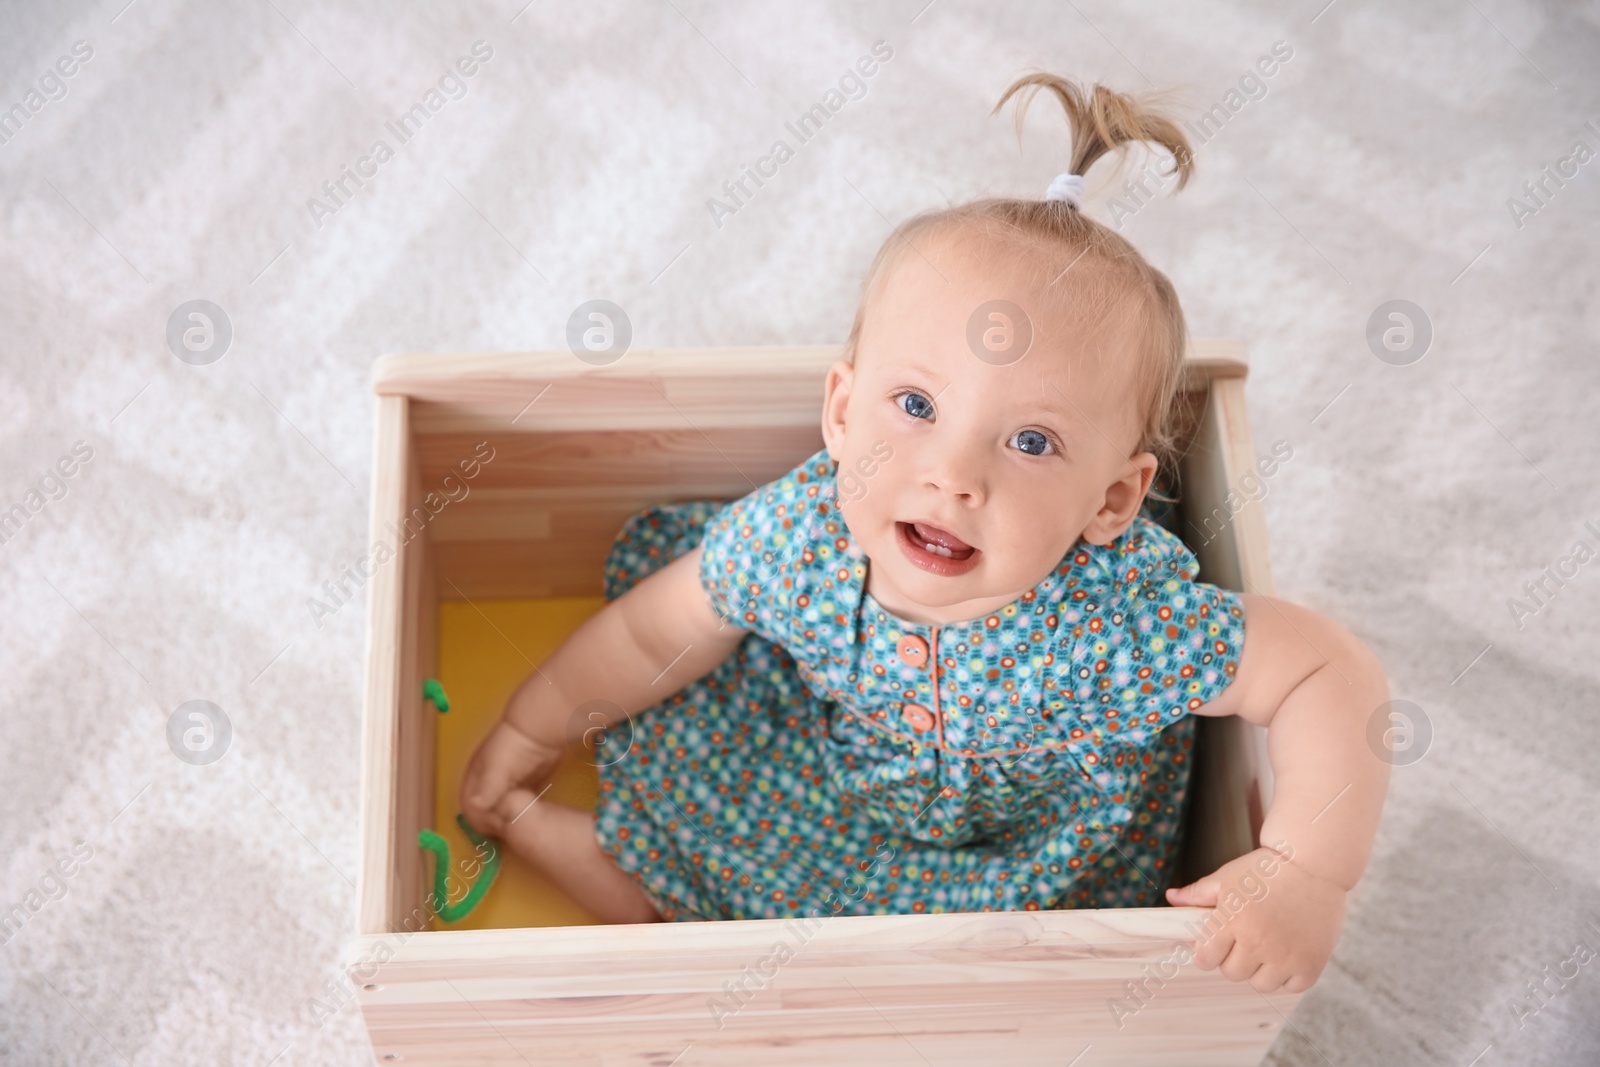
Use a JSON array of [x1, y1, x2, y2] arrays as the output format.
[[898, 392, 934, 420], [1010, 429, 1053, 456]]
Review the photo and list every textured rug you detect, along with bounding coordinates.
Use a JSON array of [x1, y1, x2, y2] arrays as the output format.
[[1, 0, 1597, 1063]]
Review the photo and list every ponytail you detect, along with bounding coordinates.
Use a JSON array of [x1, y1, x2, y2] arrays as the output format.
[[992, 74, 1194, 193]]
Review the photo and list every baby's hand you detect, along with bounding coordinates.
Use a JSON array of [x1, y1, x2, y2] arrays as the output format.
[[459, 718, 565, 838], [1165, 846, 1346, 994]]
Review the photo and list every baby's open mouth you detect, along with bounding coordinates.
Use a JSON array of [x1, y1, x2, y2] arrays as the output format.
[[895, 520, 982, 576], [908, 520, 975, 559]]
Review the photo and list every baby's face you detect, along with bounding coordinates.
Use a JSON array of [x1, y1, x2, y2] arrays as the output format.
[[822, 230, 1158, 626]]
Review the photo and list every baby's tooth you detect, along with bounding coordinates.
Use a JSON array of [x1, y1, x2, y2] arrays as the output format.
[[925, 542, 952, 558]]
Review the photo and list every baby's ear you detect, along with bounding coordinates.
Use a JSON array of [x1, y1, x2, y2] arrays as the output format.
[[821, 358, 855, 461], [1080, 451, 1157, 545]]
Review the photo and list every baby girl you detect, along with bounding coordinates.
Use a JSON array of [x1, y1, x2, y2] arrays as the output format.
[[461, 73, 1389, 995]]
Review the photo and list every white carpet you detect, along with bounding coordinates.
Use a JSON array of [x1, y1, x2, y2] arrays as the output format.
[[2, 0, 1597, 1063]]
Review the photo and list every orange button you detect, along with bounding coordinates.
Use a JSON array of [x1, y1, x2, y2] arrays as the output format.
[[902, 702, 935, 732], [897, 634, 929, 669]]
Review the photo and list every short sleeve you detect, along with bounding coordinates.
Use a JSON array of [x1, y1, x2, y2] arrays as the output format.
[[696, 449, 833, 648], [1058, 517, 1246, 745]]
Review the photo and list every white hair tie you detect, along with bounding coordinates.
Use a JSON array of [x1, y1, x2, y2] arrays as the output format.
[[1044, 172, 1084, 209]]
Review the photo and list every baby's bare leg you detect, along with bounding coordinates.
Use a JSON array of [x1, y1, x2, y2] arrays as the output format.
[[496, 788, 662, 924]]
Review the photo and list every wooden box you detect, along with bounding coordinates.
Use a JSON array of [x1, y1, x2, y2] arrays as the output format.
[[352, 343, 1295, 1065]]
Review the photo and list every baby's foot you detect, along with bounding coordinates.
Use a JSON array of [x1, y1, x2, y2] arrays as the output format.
[[493, 785, 557, 866], [496, 785, 548, 830], [491, 785, 662, 924]]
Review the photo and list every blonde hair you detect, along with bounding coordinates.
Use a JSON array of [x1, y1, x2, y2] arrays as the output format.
[[841, 73, 1197, 480]]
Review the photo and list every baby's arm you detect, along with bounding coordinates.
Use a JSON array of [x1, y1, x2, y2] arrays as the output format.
[[1167, 593, 1390, 993], [460, 545, 748, 836]]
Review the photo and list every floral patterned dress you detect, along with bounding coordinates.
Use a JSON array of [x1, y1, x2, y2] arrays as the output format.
[[593, 447, 1245, 921]]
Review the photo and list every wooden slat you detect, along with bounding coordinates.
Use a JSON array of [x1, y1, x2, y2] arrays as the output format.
[[1210, 374, 1278, 835], [415, 427, 825, 492], [397, 437, 437, 930], [352, 908, 1293, 1066], [371, 341, 1248, 398], [358, 394, 444, 937], [426, 487, 730, 544], [434, 539, 613, 600], [358, 395, 410, 936], [1181, 378, 1275, 597], [1174, 373, 1277, 882], [395, 348, 831, 435], [418, 427, 824, 598], [1207, 377, 1275, 596], [429, 494, 737, 599]]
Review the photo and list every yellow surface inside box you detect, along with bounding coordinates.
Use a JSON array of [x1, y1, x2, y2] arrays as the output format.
[[430, 598, 608, 931]]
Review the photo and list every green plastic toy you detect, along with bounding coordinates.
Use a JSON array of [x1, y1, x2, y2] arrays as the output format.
[[418, 813, 500, 922], [422, 678, 450, 713]]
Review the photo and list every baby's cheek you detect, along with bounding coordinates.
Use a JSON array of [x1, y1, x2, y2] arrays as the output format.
[[837, 492, 884, 548]]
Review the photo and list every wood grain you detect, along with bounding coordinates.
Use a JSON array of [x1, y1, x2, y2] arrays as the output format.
[[416, 427, 826, 492], [358, 394, 409, 936], [1178, 374, 1278, 867], [397, 435, 438, 932], [352, 908, 1294, 1065]]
